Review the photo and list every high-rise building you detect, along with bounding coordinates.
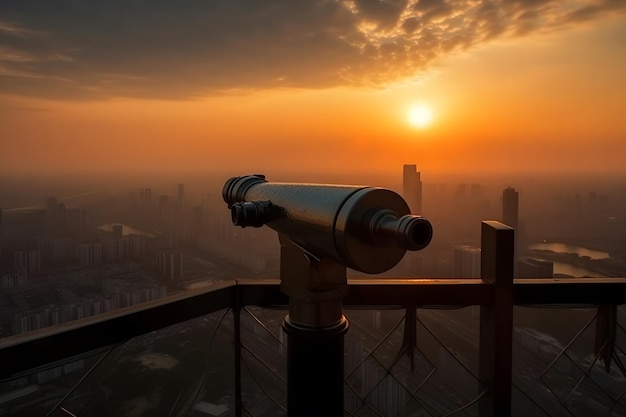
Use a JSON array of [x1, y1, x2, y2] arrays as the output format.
[[14, 250, 41, 275], [126, 234, 146, 259], [177, 183, 185, 237], [145, 188, 152, 206], [139, 188, 152, 217], [502, 187, 519, 229], [159, 195, 170, 220], [402, 164, 423, 214], [112, 224, 123, 239], [453, 245, 481, 278], [177, 183, 184, 212], [156, 249, 183, 280], [78, 243, 103, 267], [45, 198, 66, 236], [1, 269, 27, 288], [64, 207, 87, 238], [502, 187, 519, 275]]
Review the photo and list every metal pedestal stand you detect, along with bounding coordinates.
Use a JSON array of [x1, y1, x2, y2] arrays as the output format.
[[279, 235, 349, 417]]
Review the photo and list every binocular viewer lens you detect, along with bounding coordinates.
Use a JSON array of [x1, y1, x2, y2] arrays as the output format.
[[369, 210, 432, 251], [223, 175, 432, 273]]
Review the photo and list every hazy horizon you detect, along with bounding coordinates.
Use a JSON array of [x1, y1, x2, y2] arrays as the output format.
[[1, 1, 626, 180]]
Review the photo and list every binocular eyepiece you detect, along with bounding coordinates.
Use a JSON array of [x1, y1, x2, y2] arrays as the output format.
[[223, 175, 432, 274]]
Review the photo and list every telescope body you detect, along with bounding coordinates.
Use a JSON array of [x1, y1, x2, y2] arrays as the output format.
[[223, 175, 432, 274]]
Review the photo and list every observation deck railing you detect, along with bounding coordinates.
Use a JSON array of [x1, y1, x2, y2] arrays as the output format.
[[1, 222, 625, 416]]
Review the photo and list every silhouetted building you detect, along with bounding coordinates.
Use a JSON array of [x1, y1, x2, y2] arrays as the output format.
[[177, 183, 184, 212], [125, 234, 146, 259], [104, 239, 123, 263], [162, 230, 179, 249], [177, 183, 185, 237], [453, 245, 481, 278], [112, 224, 123, 239], [139, 188, 152, 209], [1, 269, 27, 288], [34, 237, 76, 262], [190, 206, 204, 243], [502, 187, 519, 275], [78, 242, 103, 267], [65, 207, 87, 237], [14, 250, 41, 275], [502, 187, 519, 229], [102, 234, 145, 263], [159, 195, 170, 223], [45, 198, 66, 236], [137, 188, 153, 221], [402, 164, 422, 214], [156, 249, 183, 280]]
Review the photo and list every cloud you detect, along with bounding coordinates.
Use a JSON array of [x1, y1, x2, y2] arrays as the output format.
[[0, 0, 624, 99]]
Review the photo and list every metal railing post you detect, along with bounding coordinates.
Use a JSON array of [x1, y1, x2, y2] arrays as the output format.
[[234, 286, 242, 417], [479, 221, 514, 417], [595, 304, 617, 372]]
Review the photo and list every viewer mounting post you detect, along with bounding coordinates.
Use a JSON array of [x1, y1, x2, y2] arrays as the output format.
[[223, 175, 433, 417]]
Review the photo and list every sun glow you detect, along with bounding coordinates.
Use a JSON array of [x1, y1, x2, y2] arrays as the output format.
[[408, 105, 433, 128]]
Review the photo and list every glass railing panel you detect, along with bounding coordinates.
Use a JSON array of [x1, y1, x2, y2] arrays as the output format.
[[512, 305, 626, 417], [239, 306, 288, 416], [224, 305, 484, 416], [0, 309, 234, 417], [0, 347, 117, 417], [344, 307, 482, 417]]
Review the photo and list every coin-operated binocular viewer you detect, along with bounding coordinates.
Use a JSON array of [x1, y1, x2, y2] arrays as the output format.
[[223, 175, 432, 417]]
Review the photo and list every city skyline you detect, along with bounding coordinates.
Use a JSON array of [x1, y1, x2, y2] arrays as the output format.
[[1, 163, 626, 415], [1, 1, 625, 179]]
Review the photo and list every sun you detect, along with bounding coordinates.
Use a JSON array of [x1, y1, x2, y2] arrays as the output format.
[[408, 105, 433, 128]]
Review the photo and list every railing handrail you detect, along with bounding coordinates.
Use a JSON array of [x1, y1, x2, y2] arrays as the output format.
[[2, 276, 625, 381]]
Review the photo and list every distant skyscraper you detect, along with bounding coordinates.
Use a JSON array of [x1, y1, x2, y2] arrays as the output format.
[[177, 183, 185, 237], [502, 187, 519, 229], [14, 251, 27, 273], [502, 186, 519, 275], [65, 207, 87, 237], [14, 250, 41, 275], [112, 224, 123, 239], [453, 245, 481, 278], [144, 188, 152, 209], [177, 183, 184, 211], [402, 164, 423, 214], [159, 195, 170, 221], [156, 249, 183, 280], [44, 197, 66, 236], [139, 188, 152, 215], [78, 243, 103, 267]]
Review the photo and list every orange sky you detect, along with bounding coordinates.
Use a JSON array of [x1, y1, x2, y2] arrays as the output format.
[[1, 1, 625, 180]]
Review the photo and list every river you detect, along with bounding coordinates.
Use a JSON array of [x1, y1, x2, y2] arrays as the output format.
[[529, 242, 608, 277], [528, 242, 609, 260], [551, 262, 605, 278]]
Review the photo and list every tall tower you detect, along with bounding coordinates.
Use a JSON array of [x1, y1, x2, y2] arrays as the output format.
[[177, 184, 184, 212], [502, 187, 519, 229], [402, 164, 422, 214], [502, 186, 519, 275], [177, 184, 185, 238]]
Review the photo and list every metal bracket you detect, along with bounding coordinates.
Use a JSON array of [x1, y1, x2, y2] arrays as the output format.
[[278, 233, 347, 328]]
